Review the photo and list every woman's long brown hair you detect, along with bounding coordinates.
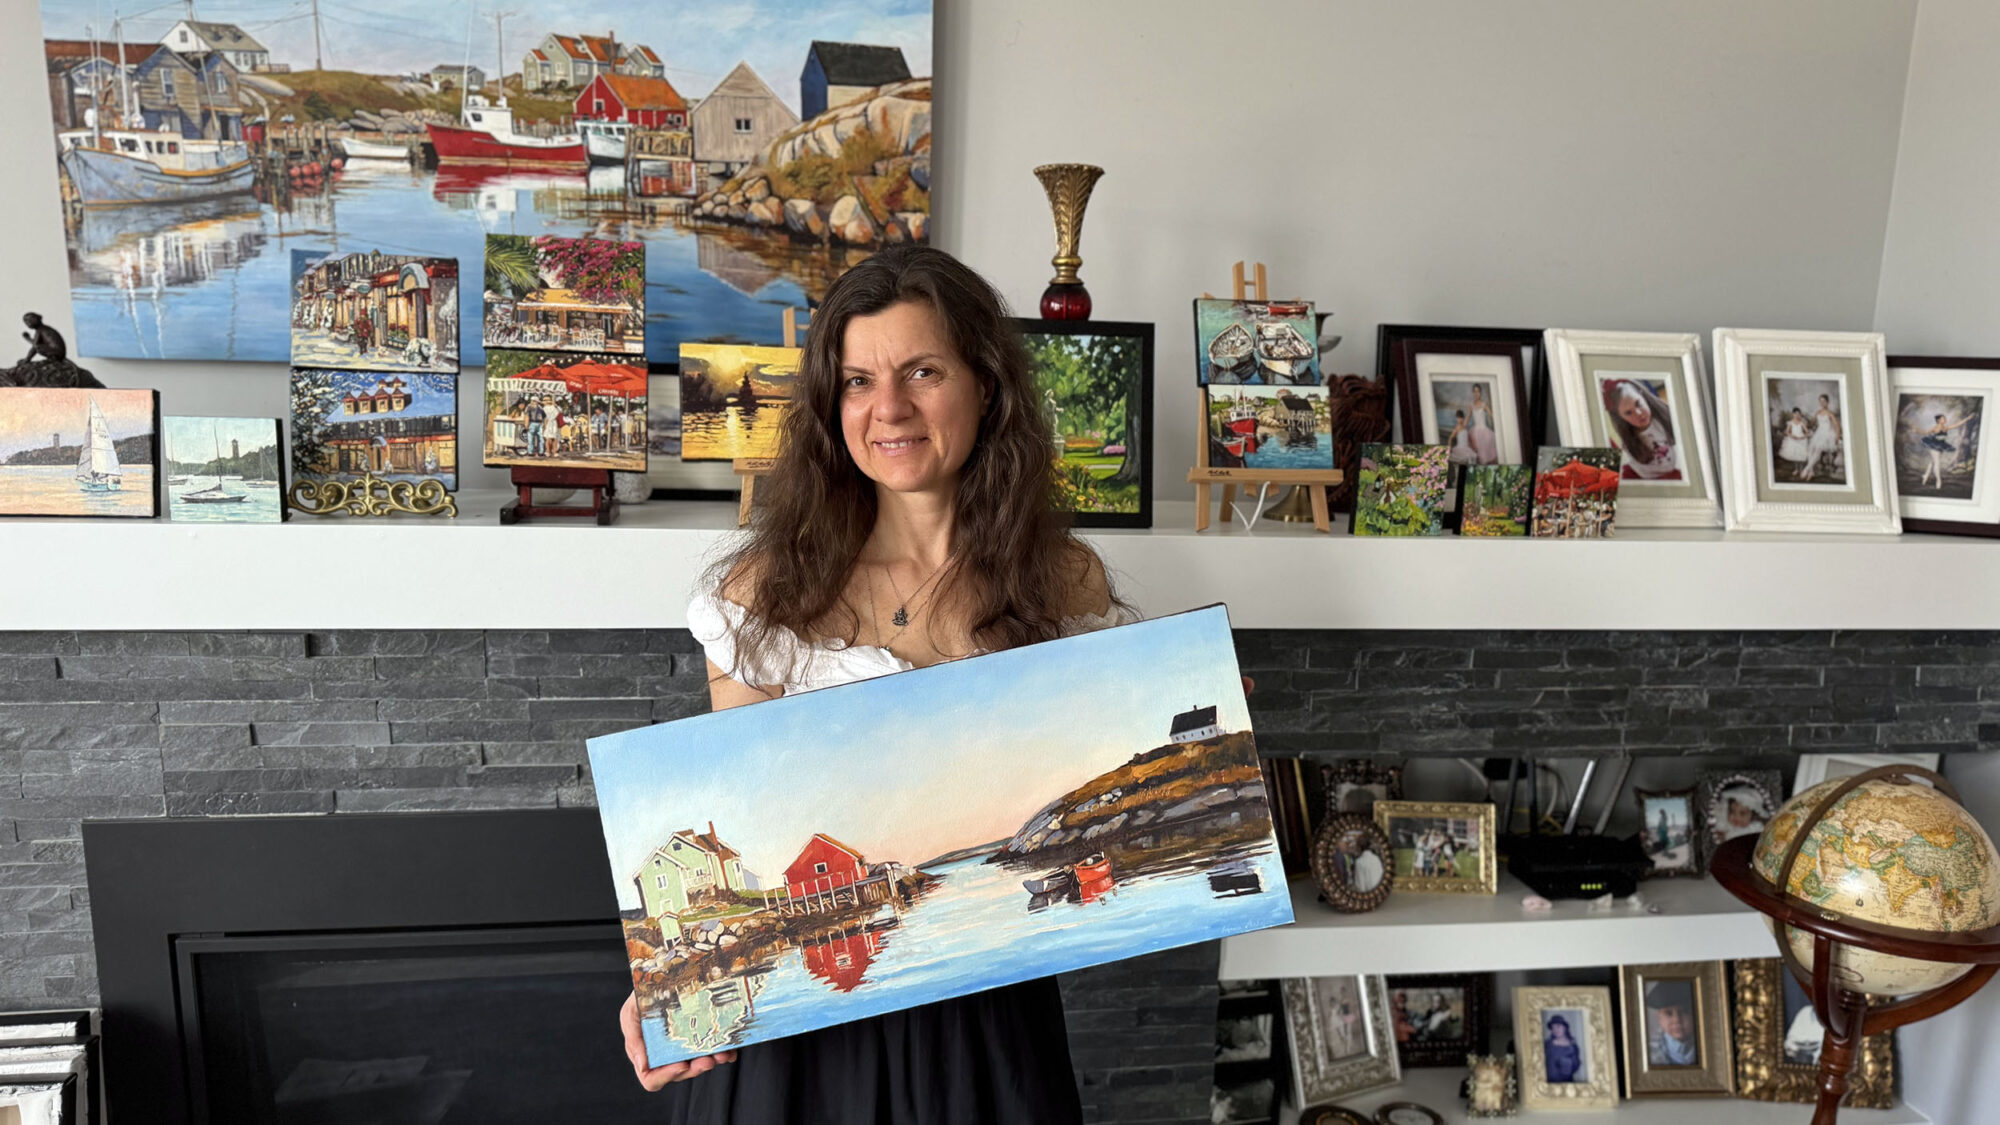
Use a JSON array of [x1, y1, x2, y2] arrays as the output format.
[[708, 245, 1121, 684]]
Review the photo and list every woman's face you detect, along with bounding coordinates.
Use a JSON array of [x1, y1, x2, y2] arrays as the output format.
[[838, 299, 987, 496], [1616, 386, 1653, 430]]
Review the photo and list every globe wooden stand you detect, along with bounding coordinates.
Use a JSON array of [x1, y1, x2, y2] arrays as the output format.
[[1710, 765, 2000, 1124]]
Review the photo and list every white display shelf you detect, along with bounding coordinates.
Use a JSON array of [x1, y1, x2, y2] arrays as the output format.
[[1219, 874, 1774, 979], [1272, 1066, 1929, 1124], [6, 495, 2000, 631]]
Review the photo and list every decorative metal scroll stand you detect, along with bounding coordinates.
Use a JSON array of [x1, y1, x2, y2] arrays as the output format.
[[1710, 765, 2000, 1125], [1188, 261, 1343, 533], [289, 472, 458, 518], [732, 306, 809, 528]]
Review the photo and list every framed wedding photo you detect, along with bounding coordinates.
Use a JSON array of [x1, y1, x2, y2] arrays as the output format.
[[1382, 328, 1537, 470], [1886, 355, 2000, 537], [1545, 329, 1722, 527], [1617, 961, 1733, 1098], [1282, 975, 1401, 1105], [1513, 985, 1617, 1111], [1712, 329, 1900, 534]]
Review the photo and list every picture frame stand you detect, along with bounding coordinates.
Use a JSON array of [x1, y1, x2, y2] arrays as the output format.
[[499, 466, 616, 526], [732, 306, 809, 527], [1189, 262, 1342, 533]]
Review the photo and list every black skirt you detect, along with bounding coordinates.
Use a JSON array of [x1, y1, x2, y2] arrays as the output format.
[[653, 978, 1082, 1125]]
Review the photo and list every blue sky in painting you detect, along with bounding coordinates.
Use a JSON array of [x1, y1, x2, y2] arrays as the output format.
[[38, 0, 931, 114], [588, 607, 1248, 909], [161, 416, 281, 465]]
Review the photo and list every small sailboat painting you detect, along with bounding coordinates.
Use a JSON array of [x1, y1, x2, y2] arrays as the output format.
[[163, 417, 288, 523], [0, 388, 157, 517]]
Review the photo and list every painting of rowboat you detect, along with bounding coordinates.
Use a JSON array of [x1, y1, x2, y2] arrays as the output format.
[[1193, 299, 1321, 386], [587, 605, 1291, 1066], [35, 2, 932, 364], [0, 388, 159, 518]]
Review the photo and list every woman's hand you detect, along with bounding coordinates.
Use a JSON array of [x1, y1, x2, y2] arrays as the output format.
[[621, 990, 737, 1090]]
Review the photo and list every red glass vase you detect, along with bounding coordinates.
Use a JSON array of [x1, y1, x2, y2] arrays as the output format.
[[1039, 283, 1092, 321]]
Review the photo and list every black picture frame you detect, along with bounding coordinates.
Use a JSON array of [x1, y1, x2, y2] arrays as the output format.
[[1384, 972, 1493, 1069], [1378, 324, 1547, 446], [1014, 317, 1155, 528], [642, 361, 740, 501], [1886, 354, 2000, 538]]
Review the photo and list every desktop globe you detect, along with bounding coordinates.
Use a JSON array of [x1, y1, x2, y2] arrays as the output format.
[[1751, 775, 2000, 996]]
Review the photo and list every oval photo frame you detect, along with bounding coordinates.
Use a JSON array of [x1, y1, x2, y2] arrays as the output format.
[[1312, 812, 1395, 913]]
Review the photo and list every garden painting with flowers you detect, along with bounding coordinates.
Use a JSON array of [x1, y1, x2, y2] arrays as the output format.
[[1353, 443, 1448, 536]]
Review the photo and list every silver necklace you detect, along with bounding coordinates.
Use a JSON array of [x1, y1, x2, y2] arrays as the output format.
[[880, 556, 952, 630]]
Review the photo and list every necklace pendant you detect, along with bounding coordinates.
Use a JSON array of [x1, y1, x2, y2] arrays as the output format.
[[892, 606, 909, 628]]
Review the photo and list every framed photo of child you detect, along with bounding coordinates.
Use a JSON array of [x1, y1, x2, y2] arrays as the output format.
[[1513, 985, 1617, 1111], [1545, 329, 1723, 528], [1617, 961, 1734, 1098], [1695, 769, 1783, 871]]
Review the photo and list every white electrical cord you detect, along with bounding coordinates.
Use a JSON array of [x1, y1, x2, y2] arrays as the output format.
[[1227, 482, 1277, 530]]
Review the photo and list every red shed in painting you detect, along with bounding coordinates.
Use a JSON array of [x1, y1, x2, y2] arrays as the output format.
[[784, 833, 868, 904], [574, 74, 689, 129]]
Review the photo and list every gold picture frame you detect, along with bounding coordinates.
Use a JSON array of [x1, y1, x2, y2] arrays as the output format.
[[1618, 961, 1733, 1097], [1372, 801, 1497, 894], [1513, 985, 1617, 1111], [1731, 959, 1895, 1108]]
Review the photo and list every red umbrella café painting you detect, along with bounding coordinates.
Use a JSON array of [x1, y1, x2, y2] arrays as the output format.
[[482, 349, 647, 472], [34, 0, 932, 364], [587, 606, 1293, 1065], [1531, 446, 1621, 539]]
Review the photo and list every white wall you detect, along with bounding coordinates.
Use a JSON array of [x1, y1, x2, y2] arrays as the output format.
[[1873, 0, 2000, 353], [0, 0, 1918, 496]]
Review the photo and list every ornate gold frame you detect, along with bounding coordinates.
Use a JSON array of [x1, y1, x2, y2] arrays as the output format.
[[1512, 985, 1617, 1111], [288, 473, 458, 518], [1731, 958, 1895, 1108], [1282, 975, 1400, 1105], [1617, 960, 1733, 1097], [1372, 801, 1497, 894]]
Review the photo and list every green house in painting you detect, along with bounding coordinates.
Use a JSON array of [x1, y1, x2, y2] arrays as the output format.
[[633, 846, 700, 934]]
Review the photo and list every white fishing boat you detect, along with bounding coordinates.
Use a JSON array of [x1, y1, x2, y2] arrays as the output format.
[[58, 129, 254, 208], [74, 397, 123, 492], [181, 425, 248, 504], [339, 136, 411, 161], [577, 120, 632, 165]]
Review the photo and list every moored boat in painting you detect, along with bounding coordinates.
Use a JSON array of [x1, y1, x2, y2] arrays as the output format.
[[57, 130, 254, 208], [1253, 313, 1315, 383], [1207, 322, 1253, 379], [426, 96, 585, 169], [577, 119, 632, 165], [338, 137, 411, 161]]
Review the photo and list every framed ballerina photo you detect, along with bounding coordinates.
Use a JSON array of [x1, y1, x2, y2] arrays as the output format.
[[1712, 329, 1899, 534], [1886, 356, 2000, 538], [1545, 329, 1722, 528]]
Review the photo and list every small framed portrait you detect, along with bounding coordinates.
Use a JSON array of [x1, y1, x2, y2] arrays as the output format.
[[1695, 769, 1782, 870], [1713, 328, 1900, 534], [1732, 959, 1895, 1108], [1888, 356, 2000, 537], [1017, 318, 1155, 527], [1632, 786, 1699, 878], [1312, 814, 1394, 913], [643, 369, 741, 500], [1464, 1054, 1517, 1118], [1617, 961, 1733, 1098], [1380, 325, 1542, 462], [1210, 1076, 1277, 1124], [1282, 975, 1401, 1105], [1529, 447, 1620, 538], [1794, 751, 1941, 794], [1323, 759, 1404, 817], [1385, 972, 1491, 1068], [1373, 801, 1497, 895], [1545, 329, 1723, 528], [1512, 985, 1616, 1111]]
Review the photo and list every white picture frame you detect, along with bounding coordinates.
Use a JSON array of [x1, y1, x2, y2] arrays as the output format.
[[1712, 328, 1900, 534], [1282, 974, 1401, 1105], [1545, 329, 1722, 527], [1794, 751, 1942, 793]]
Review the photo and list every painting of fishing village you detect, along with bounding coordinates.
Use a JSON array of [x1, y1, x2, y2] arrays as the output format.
[[483, 350, 646, 471], [163, 416, 287, 522], [586, 606, 1292, 1066], [0, 388, 158, 517], [290, 368, 458, 488], [292, 250, 460, 371], [1205, 384, 1334, 471], [35, 0, 933, 363], [678, 342, 800, 460]]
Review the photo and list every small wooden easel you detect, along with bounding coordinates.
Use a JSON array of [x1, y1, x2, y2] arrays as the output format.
[[1187, 262, 1343, 532], [733, 306, 808, 527], [498, 465, 617, 526]]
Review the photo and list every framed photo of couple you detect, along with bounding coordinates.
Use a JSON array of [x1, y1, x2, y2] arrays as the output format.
[[1713, 329, 1900, 534], [1545, 329, 1723, 527]]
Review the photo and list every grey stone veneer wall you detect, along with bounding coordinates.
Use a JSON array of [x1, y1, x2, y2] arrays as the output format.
[[1, 627, 1995, 1125]]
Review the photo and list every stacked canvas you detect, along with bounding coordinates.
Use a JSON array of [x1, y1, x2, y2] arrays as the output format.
[[1192, 299, 1334, 473], [481, 237, 650, 476], [289, 250, 464, 495], [0, 1011, 99, 1125]]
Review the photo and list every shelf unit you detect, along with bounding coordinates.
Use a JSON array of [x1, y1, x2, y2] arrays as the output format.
[[8, 496, 2000, 631]]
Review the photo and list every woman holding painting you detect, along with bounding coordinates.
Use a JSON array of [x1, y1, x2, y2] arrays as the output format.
[[617, 246, 1127, 1124]]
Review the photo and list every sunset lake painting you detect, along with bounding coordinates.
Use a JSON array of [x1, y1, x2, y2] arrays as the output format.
[[586, 606, 1291, 1065]]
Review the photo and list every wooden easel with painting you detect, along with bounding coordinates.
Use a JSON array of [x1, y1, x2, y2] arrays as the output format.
[[1187, 262, 1343, 532], [732, 306, 808, 527]]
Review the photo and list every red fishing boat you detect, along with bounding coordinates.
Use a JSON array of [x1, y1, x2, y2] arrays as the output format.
[[1219, 394, 1260, 458], [425, 95, 585, 169]]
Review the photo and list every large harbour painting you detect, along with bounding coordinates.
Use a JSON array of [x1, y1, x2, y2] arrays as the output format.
[[36, 2, 933, 363], [587, 606, 1291, 1066]]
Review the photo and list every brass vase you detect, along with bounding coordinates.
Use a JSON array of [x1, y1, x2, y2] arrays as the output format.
[[1033, 163, 1104, 320]]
